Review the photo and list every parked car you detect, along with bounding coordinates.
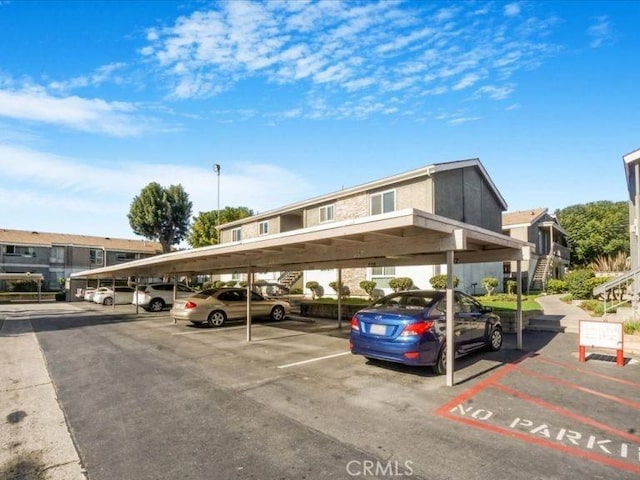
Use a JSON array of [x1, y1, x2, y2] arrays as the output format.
[[75, 287, 93, 299], [170, 287, 291, 327], [84, 287, 107, 302], [132, 283, 196, 312], [93, 286, 135, 306], [349, 290, 503, 375]]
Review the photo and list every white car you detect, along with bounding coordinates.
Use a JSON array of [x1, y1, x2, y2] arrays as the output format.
[[84, 287, 107, 302], [132, 283, 196, 312], [94, 286, 135, 306]]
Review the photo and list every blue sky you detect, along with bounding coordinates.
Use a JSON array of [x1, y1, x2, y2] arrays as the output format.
[[0, 0, 637, 241]]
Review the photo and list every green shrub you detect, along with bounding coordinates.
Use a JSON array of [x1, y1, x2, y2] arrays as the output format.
[[388, 277, 414, 292], [559, 294, 573, 303], [289, 287, 302, 295], [225, 281, 238, 287], [482, 276, 499, 296], [624, 321, 640, 335], [505, 279, 517, 295], [547, 279, 567, 294], [564, 269, 595, 300], [329, 281, 350, 298], [580, 299, 600, 312], [429, 274, 460, 290], [359, 280, 377, 300], [239, 281, 248, 288], [305, 281, 323, 299]]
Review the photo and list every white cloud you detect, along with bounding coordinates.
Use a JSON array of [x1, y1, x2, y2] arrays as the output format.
[[0, 86, 159, 137], [140, 1, 561, 120], [504, 3, 521, 17], [453, 73, 481, 91], [0, 144, 315, 237], [588, 16, 613, 48], [475, 84, 514, 100]]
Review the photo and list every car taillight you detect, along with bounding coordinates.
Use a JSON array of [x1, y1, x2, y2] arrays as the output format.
[[184, 301, 197, 309], [351, 316, 359, 331], [400, 321, 434, 336]]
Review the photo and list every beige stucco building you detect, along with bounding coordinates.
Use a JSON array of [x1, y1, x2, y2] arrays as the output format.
[[218, 158, 510, 296]]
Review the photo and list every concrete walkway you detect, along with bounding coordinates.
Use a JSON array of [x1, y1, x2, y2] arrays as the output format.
[[533, 294, 640, 356], [0, 304, 86, 480]]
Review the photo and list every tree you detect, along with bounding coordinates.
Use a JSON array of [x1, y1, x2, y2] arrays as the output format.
[[128, 182, 192, 253], [429, 274, 460, 290], [359, 280, 377, 300], [388, 277, 414, 291], [555, 201, 629, 267], [187, 206, 254, 247], [482, 276, 499, 296]]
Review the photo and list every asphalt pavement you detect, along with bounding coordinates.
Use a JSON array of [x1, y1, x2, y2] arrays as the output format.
[[1, 300, 639, 480]]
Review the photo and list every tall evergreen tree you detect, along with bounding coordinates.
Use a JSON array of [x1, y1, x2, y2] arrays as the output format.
[[555, 201, 629, 267], [128, 182, 193, 253]]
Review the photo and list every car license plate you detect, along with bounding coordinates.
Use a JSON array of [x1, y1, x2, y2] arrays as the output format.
[[370, 324, 386, 335]]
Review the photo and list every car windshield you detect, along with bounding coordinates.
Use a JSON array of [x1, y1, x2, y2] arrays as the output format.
[[372, 292, 440, 310]]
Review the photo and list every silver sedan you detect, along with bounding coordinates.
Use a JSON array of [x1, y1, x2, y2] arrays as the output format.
[[170, 288, 291, 327]]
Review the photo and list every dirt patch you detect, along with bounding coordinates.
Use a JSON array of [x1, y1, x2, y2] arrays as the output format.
[[6, 410, 28, 424], [0, 450, 47, 480]]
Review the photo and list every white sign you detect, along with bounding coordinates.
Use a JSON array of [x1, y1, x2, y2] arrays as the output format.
[[579, 320, 623, 350]]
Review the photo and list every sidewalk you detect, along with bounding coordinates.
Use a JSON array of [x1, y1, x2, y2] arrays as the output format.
[[533, 294, 640, 356], [0, 304, 86, 480]]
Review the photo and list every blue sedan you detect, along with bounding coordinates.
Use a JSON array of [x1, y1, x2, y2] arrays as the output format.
[[350, 290, 503, 374]]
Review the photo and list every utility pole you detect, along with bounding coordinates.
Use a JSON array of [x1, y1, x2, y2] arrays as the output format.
[[213, 163, 221, 242]]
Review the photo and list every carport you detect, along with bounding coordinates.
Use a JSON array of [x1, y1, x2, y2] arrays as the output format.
[[71, 208, 531, 386]]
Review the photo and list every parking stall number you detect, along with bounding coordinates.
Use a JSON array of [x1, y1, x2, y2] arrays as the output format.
[[450, 404, 640, 463]]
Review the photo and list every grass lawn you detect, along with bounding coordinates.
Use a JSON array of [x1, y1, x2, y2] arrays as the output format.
[[304, 294, 543, 312], [469, 295, 542, 312]]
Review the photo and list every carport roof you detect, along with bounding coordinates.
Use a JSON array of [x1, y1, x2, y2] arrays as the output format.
[[71, 209, 531, 280]]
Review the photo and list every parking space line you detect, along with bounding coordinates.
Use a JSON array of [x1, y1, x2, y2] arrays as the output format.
[[517, 367, 640, 410], [533, 356, 640, 388], [490, 382, 640, 444], [277, 351, 351, 369], [435, 353, 640, 475], [439, 409, 640, 475]]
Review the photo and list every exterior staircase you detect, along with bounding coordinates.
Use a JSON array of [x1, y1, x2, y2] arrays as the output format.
[[278, 271, 303, 290], [530, 256, 553, 291]]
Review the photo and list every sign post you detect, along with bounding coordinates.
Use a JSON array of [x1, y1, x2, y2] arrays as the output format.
[[578, 320, 624, 366]]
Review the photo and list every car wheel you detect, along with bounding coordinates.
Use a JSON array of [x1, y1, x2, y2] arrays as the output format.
[[103, 297, 113, 306], [270, 305, 286, 321], [432, 344, 446, 375], [489, 327, 503, 351], [149, 298, 165, 312], [207, 310, 227, 328]]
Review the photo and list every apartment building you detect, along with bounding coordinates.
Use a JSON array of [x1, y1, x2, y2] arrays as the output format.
[[0, 229, 162, 291], [217, 158, 508, 296]]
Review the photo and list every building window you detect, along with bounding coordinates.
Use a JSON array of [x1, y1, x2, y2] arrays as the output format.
[[4, 245, 36, 257], [89, 249, 104, 265], [371, 190, 395, 215], [259, 221, 269, 236], [371, 266, 396, 289], [232, 228, 242, 242], [50, 246, 65, 263], [115, 252, 136, 262], [319, 205, 335, 223]]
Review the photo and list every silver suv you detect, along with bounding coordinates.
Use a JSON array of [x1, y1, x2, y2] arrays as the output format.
[[133, 283, 195, 312]]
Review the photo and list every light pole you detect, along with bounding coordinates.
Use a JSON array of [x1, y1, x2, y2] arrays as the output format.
[[213, 164, 221, 238]]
